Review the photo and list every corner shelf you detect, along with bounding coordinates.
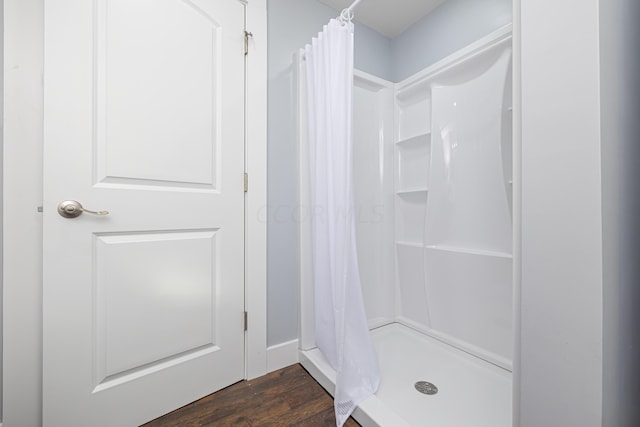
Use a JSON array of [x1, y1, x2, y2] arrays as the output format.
[[396, 84, 431, 141], [395, 241, 424, 248], [396, 134, 430, 192], [396, 133, 431, 146], [424, 244, 512, 259], [396, 188, 428, 195]]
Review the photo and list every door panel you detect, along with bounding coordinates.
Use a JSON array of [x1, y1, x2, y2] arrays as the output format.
[[43, 1, 246, 426], [96, 0, 221, 188], [94, 230, 218, 387]]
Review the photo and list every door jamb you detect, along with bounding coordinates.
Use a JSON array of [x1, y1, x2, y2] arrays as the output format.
[[244, 0, 267, 380]]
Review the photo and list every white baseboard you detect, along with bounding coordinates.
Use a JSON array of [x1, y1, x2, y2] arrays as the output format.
[[266, 339, 299, 373]]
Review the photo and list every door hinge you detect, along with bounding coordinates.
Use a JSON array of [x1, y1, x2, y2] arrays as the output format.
[[244, 31, 253, 55], [244, 311, 248, 331], [244, 172, 248, 192]]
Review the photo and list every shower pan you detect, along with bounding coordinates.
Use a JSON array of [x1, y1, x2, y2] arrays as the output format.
[[298, 25, 513, 427]]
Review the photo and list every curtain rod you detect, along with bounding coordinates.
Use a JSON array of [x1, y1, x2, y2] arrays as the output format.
[[347, 0, 363, 13]]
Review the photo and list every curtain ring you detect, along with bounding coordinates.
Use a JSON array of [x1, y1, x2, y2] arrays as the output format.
[[339, 8, 353, 25]]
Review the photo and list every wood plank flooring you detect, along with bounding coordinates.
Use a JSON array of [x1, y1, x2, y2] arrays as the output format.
[[142, 364, 361, 426]]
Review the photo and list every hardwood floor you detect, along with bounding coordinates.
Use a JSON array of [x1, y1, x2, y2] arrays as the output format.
[[142, 364, 361, 426]]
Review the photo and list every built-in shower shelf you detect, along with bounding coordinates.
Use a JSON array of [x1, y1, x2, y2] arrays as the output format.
[[425, 244, 512, 259], [395, 241, 424, 248], [396, 133, 430, 191], [394, 243, 513, 259], [396, 188, 428, 195], [396, 133, 431, 146]]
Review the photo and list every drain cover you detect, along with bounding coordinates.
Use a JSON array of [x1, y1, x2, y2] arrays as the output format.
[[415, 381, 438, 395]]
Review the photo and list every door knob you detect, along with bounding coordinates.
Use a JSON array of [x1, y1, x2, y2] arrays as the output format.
[[57, 200, 109, 219]]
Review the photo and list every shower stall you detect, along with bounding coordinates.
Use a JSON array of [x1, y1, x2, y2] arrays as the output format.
[[298, 25, 513, 426]]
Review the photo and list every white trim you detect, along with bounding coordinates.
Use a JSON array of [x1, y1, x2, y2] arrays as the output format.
[[266, 339, 299, 373], [295, 49, 316, 351], [354, 68, 393, 90], [244, 0, 268, 381], [3, 1, 44, 426], [512, 0, 522, 424]]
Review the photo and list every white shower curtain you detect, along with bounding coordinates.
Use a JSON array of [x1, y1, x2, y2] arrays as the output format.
[[304, 18, 380, 427]]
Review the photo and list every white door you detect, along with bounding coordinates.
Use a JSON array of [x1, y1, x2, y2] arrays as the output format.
[[42, 1, 246, 426]]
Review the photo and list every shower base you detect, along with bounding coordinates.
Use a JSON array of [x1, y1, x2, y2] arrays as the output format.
[[299, 323, 512, 427]]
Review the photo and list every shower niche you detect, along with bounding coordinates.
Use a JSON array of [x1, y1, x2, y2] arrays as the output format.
[[299, 25, 513, 427]]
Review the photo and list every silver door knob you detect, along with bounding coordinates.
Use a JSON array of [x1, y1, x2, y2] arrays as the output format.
[[57, 200, 109, 219]]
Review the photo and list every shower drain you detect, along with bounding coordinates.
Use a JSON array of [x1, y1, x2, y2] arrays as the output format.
[[415, 381, 438, 395]]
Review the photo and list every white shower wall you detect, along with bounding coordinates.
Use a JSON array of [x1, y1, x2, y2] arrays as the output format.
[[299, 25, 513, 371], [348, 26, 514, 369], [298, 25, 513, 426], [352, 73, 396, 329], [297, 66, 397, 349]]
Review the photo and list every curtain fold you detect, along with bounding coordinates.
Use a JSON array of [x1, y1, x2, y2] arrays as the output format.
[[304, 18, 380, 427]]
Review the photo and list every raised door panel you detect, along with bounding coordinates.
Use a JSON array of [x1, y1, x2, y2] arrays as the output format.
[[95, 0, 221, 189], [94, 230, 219, 390]]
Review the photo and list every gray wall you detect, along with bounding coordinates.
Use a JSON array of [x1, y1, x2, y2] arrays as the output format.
[[266, 0, 392, 346], [601, 0, 640, 425], [391, 0, 512, 82]]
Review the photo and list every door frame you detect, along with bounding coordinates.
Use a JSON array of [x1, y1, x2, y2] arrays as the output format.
[[2, 0, 267, 425]]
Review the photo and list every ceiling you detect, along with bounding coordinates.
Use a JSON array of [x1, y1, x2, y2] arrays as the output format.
[[318, 0, 446, 38]]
